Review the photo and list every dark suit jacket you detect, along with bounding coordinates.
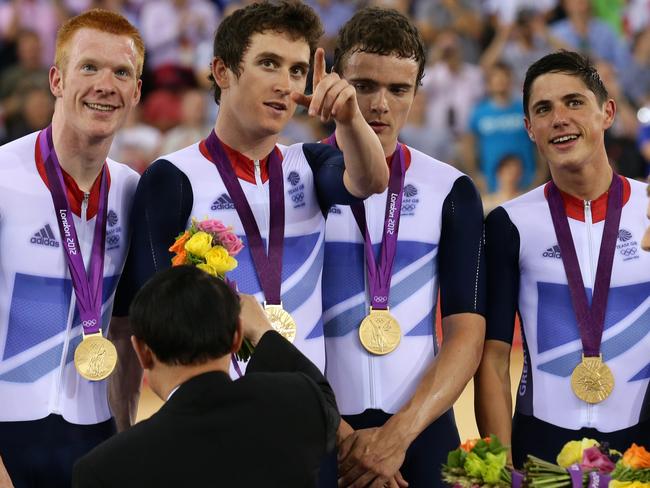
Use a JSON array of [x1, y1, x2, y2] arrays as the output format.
[[72, 331, 339, 488]]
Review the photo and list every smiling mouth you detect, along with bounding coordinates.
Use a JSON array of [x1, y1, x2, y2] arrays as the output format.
[[551, 134, 579, 144], [264, 102, 287, 111], [85, 102, 117, 112]]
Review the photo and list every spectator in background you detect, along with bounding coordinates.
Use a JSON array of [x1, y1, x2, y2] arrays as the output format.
[[1, 85, 54, 144], [596, 60, 645, 179], [109, 107, 162, 173], [480, 9, 566, 92], [306, 0, 355, 61], [0, 29, 49, 139], [400, 89, 448, 159], [621, 27, 650, 108], [0, 0, 68, 66], [412, 0, 483, 63], [422, 28, 483, 165], [463, 61, 537, 193], [551, 0, 631, 75], [159, 89, 211, 154], [140, 0, 218, 72], [481, 154, 524, 214]]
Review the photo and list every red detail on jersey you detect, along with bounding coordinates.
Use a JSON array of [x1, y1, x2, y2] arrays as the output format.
[[543, 175, 631, 223], [34, 132, 111, 219], [199, 139, 279, 185]]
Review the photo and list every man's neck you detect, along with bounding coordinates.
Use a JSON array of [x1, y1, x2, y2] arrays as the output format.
[[154, 357, 231, 401], [550, 158, 613, 201], [214, 112, 278, 161], [51, 111, 112, 192]]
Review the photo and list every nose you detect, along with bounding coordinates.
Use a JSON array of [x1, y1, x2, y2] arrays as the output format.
[[94, 68, 116, 95], [369, 88, 389, 114], [551, 104, 569, 129], [273, 69, 291, 96]]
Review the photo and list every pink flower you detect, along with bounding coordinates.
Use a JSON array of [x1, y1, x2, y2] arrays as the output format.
[[218, 231, 244, 256], [198, 219, 229, 235], [581, 447, 616, 473]]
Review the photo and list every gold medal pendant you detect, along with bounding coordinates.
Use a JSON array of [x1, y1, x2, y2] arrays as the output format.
[[359, 308, 401, 355], [74, 332, 118, 381], [264, 303, 297, 343], [570, 354, 614, 404]]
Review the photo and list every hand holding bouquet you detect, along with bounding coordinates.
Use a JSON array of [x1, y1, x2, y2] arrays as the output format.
[[170, 218, 254, 361]]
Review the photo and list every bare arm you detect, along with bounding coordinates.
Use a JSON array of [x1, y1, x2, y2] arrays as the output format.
[[0, 455, 13, 488], [474, 339, 513, 445], [108, 316, 143, 432], [338, 314, 485, 487], [292, 48, 388, 198]]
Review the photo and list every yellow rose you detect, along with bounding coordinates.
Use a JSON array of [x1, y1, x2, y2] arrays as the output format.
[[196, 262, 218, 277], [205, 245, 237, 275], [610, 482, 650, 488], [184, 231, 213, 258], [557, 438, 599, 468]]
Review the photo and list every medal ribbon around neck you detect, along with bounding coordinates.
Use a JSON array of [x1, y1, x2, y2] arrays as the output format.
[[40, 125, 108, 336], [547, 175, 622, 402], [41, 125, 116, 381], [323, 135, 405, 354], [205, 131, 296, 341]]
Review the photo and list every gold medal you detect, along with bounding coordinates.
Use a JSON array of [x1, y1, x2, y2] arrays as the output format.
[[570, 354, 614, 404], [359, 308, 401, 355], [264, 303, 297, 343], [74, 332, 118, 381]]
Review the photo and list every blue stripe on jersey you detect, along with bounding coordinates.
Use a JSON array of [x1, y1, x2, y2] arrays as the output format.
[[537, 281, 650, 353], [228, 232, 320, 295], [0, 342, 63, 382], [538, 304, 650, 377], [631, 363, 650, 381], [3, 274, 120, 361], [324, 243, 436, 338], [405, 310, 434, 337]]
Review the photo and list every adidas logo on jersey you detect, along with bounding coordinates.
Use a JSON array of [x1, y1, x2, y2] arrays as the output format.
[[211, 194, 235, 210], [30, 224, 60, 248], [542, 245, 561, 259]]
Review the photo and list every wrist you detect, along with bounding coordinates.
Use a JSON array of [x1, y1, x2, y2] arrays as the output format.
[[383, 412, 419, 451]]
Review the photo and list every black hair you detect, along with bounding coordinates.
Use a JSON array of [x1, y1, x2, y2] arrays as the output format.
[[523, 50, 608, 117], [129, 266, 240, 365], [209, 0, 323, 104], [333, 7, 426, 89]]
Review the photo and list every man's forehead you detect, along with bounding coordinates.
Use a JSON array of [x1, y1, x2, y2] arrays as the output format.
[[246, 31, 310, 62], [343, 51, 418, 82], [529, 72, 591, 101]]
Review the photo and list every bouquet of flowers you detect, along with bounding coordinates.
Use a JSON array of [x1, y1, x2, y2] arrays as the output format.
[[524, 438, 620, 488], [610, 444, 650, 488], [442, 435, 512, 487], [169, 218, 254, 361]]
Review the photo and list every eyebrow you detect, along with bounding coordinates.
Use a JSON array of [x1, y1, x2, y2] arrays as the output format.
[[347, 77, 413, 90], [531, 92, 587, 112]]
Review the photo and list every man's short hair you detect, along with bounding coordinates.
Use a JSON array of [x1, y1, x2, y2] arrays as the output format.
[[333, 7, 426, 89], [55, 9, 145, 77], [523, 50, 608, 117], [209, 0, 323, 104], [129, 266, 241, 366]]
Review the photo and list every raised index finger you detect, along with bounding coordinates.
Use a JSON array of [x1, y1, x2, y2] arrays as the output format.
[[312, 47, 326, 90]]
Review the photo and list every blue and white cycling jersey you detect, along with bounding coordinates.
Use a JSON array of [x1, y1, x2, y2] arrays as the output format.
[[0, 131, 139, 424]]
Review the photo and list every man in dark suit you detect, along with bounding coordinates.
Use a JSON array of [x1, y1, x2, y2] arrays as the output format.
[[72, 266, 340, 487]]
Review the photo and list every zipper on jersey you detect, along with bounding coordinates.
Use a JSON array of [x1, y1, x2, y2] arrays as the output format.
[[584, 199, 595, 426], [365, 201, 377, 408], [253, 160, 270, 252], [55, 192, 90, 411]]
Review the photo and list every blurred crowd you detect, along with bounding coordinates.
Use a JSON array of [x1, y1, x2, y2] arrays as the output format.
[[1, 0, 650, 210]]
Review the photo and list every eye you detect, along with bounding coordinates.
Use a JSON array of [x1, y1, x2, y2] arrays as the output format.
[[115, 68, 129, 78], [260, 59, 277, 69], [352, 82, 370, 93], [390, 86, 409, 96], [290, 66, 306, 78], [535, 105, 549, 115], [568, 99, 583, 108], [81, 64, 97, 73]]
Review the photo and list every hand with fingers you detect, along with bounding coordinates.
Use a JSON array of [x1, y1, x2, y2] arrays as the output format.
[[337, 427, 409, 488], [291, 47, 361, 126]]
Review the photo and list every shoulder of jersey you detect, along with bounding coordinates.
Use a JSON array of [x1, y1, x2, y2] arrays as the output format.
[[499, 183, 547, 213], [406, 144, 468, 181], [0, 131, 38, 170]]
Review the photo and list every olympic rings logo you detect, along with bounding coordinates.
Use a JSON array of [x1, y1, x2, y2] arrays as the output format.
[[374, 296, 388, 303], [402, 204, 416, 212], [82, 319, 97, 328], [291, 193, 304, 203], [620, 247, 637, 256]]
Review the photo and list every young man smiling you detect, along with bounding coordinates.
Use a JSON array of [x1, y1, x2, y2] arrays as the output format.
[[117, 1, 387, 376], [476, 51, 650, 467], [0, 9, 143, 488], [322, 8, 485, 487]]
